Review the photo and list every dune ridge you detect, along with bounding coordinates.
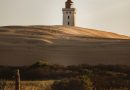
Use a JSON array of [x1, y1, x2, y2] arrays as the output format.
[[0, 25, 130, 66]]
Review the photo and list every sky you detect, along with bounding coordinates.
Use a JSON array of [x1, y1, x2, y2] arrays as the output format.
[[0, 0, 130, 36]]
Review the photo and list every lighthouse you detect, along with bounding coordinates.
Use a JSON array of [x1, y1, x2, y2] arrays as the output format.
[[62, 0, 76, 26]]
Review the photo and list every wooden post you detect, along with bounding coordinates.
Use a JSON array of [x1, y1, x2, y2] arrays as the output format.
[[15, 69, 20, 90]]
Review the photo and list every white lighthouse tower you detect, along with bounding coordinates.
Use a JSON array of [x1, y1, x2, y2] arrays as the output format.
[[62, 0, 76, 26]]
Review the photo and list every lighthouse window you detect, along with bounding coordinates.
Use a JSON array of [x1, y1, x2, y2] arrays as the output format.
[[68, 16, 70, 19]]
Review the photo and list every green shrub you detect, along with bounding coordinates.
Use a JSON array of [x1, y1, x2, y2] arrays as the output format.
[[52, 75, 93, 90], [31, 60, 49, 68]]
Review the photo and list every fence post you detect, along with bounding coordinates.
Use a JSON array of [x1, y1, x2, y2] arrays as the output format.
[[15, 69, 20, 90]]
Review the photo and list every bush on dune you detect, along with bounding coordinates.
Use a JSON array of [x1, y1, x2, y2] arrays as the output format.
[[52, 75, 93, 90]]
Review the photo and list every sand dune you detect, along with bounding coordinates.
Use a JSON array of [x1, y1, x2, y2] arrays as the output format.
[[0, 25, 130, 66]]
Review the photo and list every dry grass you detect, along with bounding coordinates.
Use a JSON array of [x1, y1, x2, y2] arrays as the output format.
[[4, 80, 54, 90]]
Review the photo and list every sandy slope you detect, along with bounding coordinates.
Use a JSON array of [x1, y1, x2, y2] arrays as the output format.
[[0, 25, 130, 66]]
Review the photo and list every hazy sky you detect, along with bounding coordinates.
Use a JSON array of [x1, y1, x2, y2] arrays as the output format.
[[0, 0, 130, 36]]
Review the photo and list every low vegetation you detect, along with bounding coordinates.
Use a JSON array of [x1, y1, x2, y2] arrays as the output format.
[[0, 61, 130, 89], [52, 76, 93, 90], [2, 81, 53, 90]]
